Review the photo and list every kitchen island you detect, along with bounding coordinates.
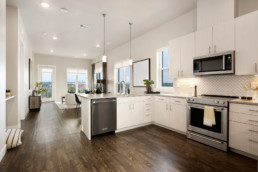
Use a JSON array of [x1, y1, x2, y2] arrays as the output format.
[[78, 93, 188, 140]]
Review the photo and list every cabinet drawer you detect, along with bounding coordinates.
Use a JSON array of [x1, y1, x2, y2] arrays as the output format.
[[230, 103, 258, 115], [230, 112, 258, 125], [144, 96, 152, 102], [154, 96, 169, 102], [170, 98, 187, 105]]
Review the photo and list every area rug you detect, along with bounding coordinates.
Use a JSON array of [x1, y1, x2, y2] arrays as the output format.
[[55, 102, 77, 109]]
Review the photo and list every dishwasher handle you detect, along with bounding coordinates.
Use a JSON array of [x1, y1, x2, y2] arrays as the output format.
[[92, 99, 116, 104]]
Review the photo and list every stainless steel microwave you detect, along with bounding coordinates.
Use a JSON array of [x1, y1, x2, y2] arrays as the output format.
[[193, 51, 235, 76]]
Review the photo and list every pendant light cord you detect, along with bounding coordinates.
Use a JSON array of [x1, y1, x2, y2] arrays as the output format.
[[103, 13, 106, 55], [129, 23, 133, 60]]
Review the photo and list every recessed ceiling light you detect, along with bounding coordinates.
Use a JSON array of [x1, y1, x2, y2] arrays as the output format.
[[83, 53, 87, 56], [50, 50, 54, 53], [60, 8, 68, 13], [96, 44, 100, 48], [80, 25, 89, 29], [52, 36, 58, 40], [41, 2, 50, 8]]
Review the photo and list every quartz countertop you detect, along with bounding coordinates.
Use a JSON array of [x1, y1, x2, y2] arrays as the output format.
[[77, 93, 189, 100], [230, 99, 258, 106]]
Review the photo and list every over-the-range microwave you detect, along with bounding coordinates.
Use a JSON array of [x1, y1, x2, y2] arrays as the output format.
[[193, 51, 235, 76]]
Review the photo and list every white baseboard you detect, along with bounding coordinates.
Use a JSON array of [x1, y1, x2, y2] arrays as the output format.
[[115, 122, 152, 133], [6, 125, 19, 129], [0, 144, 7, 162]]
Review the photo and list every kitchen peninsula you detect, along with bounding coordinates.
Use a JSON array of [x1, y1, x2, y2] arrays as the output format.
[[78, 93, 188, 140]]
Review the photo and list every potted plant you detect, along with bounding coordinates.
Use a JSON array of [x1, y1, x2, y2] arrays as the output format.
[[34, 82, 47, 96], [143, 79, 154, 93], [96, 86, 102, 94]]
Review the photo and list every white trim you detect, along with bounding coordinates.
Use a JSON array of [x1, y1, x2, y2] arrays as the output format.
[[0, 144, 7, 162], [6, 125, 20, 129], [115, 122, 151, 133], [156, 47, 174, 90]]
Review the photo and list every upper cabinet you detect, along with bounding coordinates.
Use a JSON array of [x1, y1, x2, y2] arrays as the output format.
[[195, 20, 235, 57], [235, 11, 258, 75], [169, 33, 195, 78]]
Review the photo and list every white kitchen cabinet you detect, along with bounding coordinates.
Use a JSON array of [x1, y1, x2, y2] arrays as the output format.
[[180, 33, 195, 78], [131, 102, 144, 126], [229, 103, 258, 156], [171, 104, 187, 133], [235, 11, 258, 75], [195, 20, 234, 57], [169, 33, 195, 78], [169, 38, 181, 78], [195, 27, 213, 56], [213, 20, 234, 53], [117, 101, 132, 129], [154, 101, 169, 126]]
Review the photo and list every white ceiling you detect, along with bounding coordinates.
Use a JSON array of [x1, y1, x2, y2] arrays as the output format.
[[7, 0, 196, 59]]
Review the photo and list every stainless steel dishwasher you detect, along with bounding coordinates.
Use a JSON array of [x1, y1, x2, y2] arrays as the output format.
[[91, 98, 117, 136]]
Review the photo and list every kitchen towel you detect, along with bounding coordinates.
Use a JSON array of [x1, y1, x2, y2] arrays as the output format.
[[203, 106, 216, 127]]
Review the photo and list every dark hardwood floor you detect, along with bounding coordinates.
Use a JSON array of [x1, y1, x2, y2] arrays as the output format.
[[0, 102, 257, 172]]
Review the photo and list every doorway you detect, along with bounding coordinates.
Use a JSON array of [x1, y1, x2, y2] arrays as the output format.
[[38, 65, 56, 102]]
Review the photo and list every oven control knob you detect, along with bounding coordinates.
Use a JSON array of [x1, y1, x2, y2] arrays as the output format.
[[220, 101, 225, 104], [215, 100, 220, 104]]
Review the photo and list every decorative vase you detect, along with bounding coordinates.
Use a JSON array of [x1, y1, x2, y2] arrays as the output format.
[[146, 84, 152, 93]]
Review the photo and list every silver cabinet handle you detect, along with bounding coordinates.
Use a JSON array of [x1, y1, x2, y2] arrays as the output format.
[[170, 104, 172, 111], [249, 139, 258, 144], [129, 104, 131, 110], [249, 119, 258, 123], [255, 63, 257, 73], [178, 71, 179, 77], [222, 56, 225, 70], [181, 70, 183, 77], [248, 129, 258, 133], [249, 109, 258, 112], [175, 101, 181, 103], [187, 105, 224, 112], [214, 45, 216, 53], [166, 104, 168, 111]]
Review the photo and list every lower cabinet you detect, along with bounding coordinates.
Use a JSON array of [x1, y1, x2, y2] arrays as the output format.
[[229, 103, 258, 156], [153, 96, 187, 133], [117, 97, 148, 130]]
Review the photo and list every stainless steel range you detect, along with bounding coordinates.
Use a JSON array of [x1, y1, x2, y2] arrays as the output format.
[[186, 94, 238, 151]]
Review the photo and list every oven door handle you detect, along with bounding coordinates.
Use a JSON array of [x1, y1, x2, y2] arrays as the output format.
[[187, 105, 225, 112]]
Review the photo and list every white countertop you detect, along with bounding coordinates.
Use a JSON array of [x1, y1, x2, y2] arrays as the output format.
[[230, 99, 258, 106], [78, 93, 189, 99]]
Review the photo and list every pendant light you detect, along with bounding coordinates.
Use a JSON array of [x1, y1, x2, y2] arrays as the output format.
[[129, 22, 133, 65], [102, 13, 107, 62]]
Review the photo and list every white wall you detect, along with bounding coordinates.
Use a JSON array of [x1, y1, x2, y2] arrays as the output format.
[[94, 10, 197, 94], [6, 6, 33, 128], [0, 0, 6, 162], [6, 6, 19, 128], [197, 0, 236, 29], [34, 54, 92, 102]]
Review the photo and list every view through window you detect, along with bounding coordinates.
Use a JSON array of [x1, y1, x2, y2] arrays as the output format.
[[158, 48, 173, 88], [67, 72, 87, 93], [117, 66, 130, 93]]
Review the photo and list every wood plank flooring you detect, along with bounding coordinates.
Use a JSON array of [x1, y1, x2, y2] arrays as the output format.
[[0, 102, 257, 172]]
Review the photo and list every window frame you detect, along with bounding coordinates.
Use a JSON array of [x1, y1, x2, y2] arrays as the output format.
[[115, 66, 131, 93], [67, 72, 88, 94], [156, 47, 174, 90]]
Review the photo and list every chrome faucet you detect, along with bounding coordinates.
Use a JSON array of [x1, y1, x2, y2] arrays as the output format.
[[120, 81, 126, 95]]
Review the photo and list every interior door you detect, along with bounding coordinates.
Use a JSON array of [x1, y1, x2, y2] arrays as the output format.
[[39, 66, 56, 102]]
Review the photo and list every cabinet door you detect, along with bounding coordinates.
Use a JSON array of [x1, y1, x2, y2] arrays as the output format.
[[132, 102, 144, 126], [235, 11, 258, 75], [180, 33, 195, 78], [195, 27, 213, 56], [117, 103, 131, 129], [229, 121, 250, 154], [171, 104, 187, 133], [213, 20, 234, 53], [169, 38, 181, 78], [154, 102, 168, 126]]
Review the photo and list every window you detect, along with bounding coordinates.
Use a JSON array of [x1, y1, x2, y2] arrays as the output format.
[[117, 66, 130, 93], [67, 72, 87, 93], [157, 48, 173, 88]]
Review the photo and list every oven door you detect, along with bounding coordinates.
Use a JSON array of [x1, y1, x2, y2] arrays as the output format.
[[187, 103, 228, 141]]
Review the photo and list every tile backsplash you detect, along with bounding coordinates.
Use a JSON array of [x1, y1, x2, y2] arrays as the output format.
[[176, 75, 258, 97]]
